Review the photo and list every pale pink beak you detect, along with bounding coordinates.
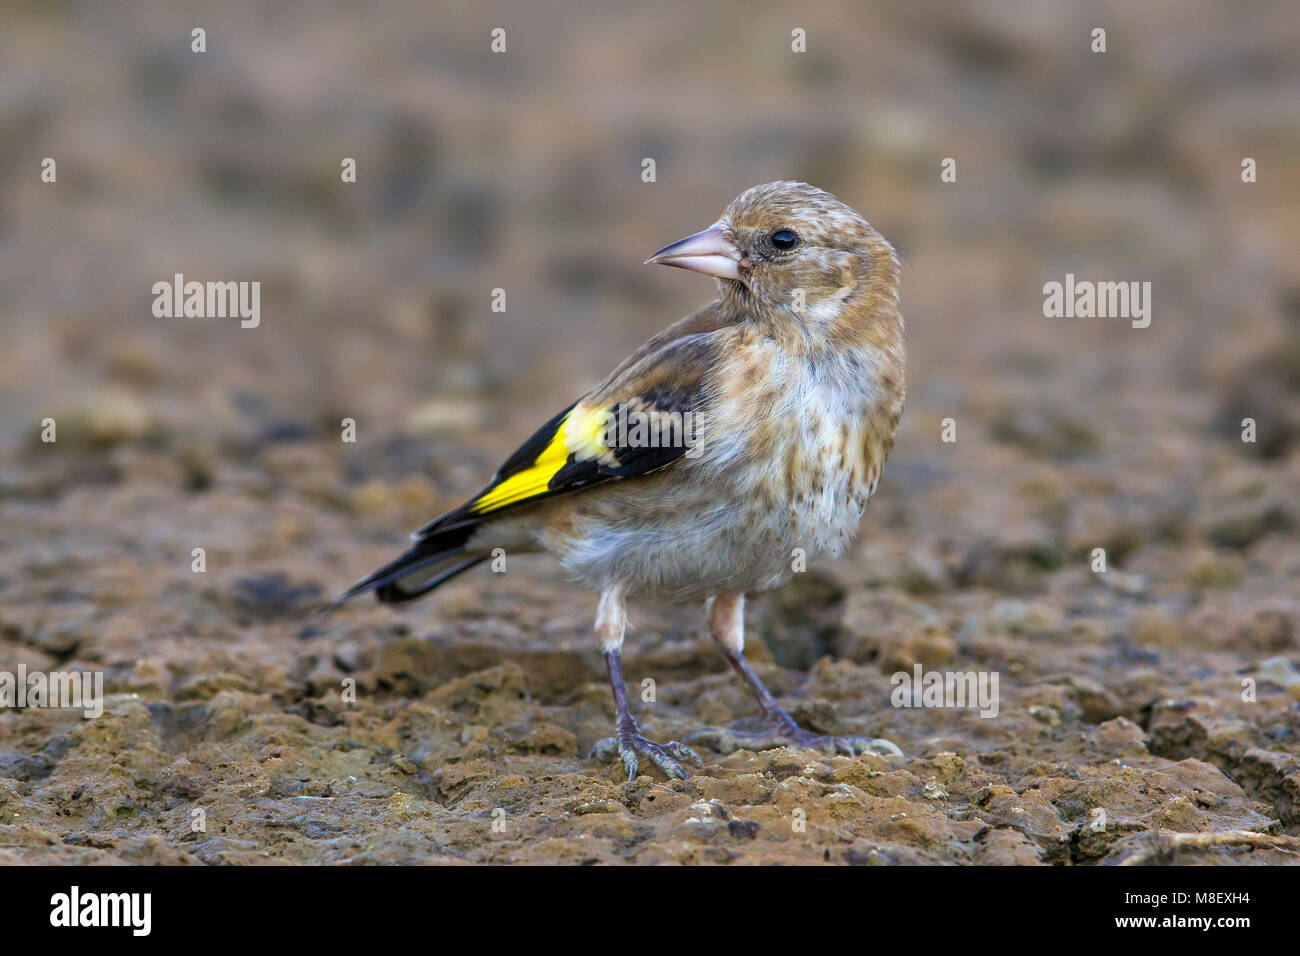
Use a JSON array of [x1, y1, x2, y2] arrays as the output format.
[[645, 223, 741, 280]]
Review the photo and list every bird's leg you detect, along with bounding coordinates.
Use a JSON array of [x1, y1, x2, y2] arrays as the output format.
[[588, 583, 698, 780], [687, 592, 903, 758]]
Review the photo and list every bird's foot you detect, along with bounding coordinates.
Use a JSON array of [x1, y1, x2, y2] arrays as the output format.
[[590, 726, 699, 781], [687, 713, 903, 758]]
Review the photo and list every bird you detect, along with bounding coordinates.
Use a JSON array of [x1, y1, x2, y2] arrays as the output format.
[[332, 181, 906, 780]]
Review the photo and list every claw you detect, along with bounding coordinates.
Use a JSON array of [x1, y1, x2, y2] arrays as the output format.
[[853, 737, 904, 758], [662, 741, 701, 764], [591, 732, 692, 781], [588, 737, 619, 762], [687, 721, 903, 759], [685, 726, 747, 755]]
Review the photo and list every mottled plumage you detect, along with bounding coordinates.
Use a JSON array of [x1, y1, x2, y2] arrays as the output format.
[[334, 182, 905, 779]]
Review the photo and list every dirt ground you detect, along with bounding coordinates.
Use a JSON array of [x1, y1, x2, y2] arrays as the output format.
[[1, 1, 1298, 865]]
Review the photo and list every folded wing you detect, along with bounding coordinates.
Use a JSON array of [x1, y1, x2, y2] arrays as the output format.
[[332, 325, 723, 607], [418, 330, 718, 537]]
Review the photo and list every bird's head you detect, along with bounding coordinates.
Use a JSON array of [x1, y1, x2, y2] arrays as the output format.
[[646, 181, 900, 351]]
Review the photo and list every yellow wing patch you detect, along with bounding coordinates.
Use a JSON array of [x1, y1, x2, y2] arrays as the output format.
[[470, 406, 609, 514]]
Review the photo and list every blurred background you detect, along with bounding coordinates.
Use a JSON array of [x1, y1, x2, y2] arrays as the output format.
[[3, 0, 1296, 468], [1, 1, 1299, 864]]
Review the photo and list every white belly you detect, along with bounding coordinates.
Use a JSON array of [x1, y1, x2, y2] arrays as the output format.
[[541, 350, 886, 598]]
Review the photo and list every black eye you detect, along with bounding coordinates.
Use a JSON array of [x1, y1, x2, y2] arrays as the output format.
[[770, 229, 799, 251]]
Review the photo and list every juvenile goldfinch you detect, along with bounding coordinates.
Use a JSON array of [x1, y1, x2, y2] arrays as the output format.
[[334, 181, 905, 780]]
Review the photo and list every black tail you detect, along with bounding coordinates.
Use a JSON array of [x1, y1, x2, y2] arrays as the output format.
[[326, 524, 485, 610]]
